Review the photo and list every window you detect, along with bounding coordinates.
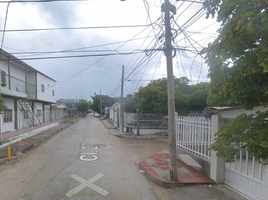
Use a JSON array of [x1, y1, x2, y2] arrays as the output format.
[[1, 70, 6, 86], [37, 109, 42, 117], [41, 84, 44, 93], [24, 111, 28, 119], [52, 90, 55, 96], [4, 109, 12, 123]]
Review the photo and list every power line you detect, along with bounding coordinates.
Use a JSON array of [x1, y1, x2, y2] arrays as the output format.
[[5, 50, 160, 61], [0, 0, 88, 3], [109, 15, 164, 97], [0, 24, 151, 32], [26, 23, 155, 92]]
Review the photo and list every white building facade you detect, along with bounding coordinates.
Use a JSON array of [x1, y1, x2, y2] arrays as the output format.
[[0, 49, 57, 141]]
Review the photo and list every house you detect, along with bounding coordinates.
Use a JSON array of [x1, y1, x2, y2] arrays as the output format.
[[57, 99, 78, 115], [109, 102, 121, 127], [205, 106, 268, 200], [0, 49, 57, 141], [51, 103, 68, 122], [104, 106, 111, 118]]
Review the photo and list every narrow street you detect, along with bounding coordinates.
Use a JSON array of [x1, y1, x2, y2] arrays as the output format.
[[0, 115, 248, 200]]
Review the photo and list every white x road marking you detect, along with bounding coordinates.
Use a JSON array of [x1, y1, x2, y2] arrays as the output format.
[[66, 173, 108, 198]]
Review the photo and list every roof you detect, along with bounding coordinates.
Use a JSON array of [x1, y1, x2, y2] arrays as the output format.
[[57, 99, 79, 103], [52, 103, 68, 109], [205, 106, 243, 114], [110, 102, 121, 109], [0, 48, 57, 82]]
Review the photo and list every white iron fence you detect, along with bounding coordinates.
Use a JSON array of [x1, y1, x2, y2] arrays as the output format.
[[176, 116, 211, 159], [224, 150, 268, 200]]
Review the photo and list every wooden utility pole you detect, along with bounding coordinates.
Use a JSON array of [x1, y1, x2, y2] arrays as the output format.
[[163, 0, 178, 181]]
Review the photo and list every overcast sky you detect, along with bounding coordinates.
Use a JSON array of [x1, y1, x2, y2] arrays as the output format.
[[0, 0, 219, 101]]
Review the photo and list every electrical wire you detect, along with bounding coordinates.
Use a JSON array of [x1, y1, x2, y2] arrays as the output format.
[[34, 22, 155, 92], [0, 0, 88, 3], [0, 24, 151, 32], [108, 15, 165, 97]]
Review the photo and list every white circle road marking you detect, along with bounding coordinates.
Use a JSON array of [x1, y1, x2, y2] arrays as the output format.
[[66, 173, 108, 198], [79, 153, 98, 161]]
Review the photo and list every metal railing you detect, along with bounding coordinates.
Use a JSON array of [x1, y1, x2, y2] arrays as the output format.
[[0, 74, 37, 99], [10, 76, 26, 93], [27, 83, 36, 99], [124, 113, 167, 129], [176, 116, 211, 159]]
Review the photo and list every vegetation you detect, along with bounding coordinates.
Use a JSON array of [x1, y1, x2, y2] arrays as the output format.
[[203, 0, 268, 109], [210, 111, 268, 164], [203, 0, 268, 162], [0, 92, 6, 114], [90, 93, 116, 113], [124, 77, 209, 116], [76, 99, 90, 116]]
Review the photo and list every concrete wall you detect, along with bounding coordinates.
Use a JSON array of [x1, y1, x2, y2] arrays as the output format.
[[131, 128, 168, 135]]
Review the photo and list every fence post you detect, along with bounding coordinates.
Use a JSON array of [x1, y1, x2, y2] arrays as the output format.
[[210, 114, 225, 183], [136, 109, 140, 136], [117, 108, 119, 128]]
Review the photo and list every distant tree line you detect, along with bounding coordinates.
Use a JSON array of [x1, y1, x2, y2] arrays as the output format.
[[90, 93, 117, 113], [124, 77, 209, 116]]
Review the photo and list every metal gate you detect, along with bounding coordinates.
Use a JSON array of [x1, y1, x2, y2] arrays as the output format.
[[224, 150, 268, 199]]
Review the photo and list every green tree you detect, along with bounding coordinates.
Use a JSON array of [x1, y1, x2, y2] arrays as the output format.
[[203, 0, 268, 162], [90, 93, 116, 113], [203, 0, 268, 109], [0, 91, 6, 114], [210, 111, 268, 164], [76, 99, 90, 116], [124, 77, 209, 115]]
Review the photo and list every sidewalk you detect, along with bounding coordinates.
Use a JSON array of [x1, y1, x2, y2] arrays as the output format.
[[139, 153, 215, 187], [100, 119, 215, 187], [0, 122, 70, 162]]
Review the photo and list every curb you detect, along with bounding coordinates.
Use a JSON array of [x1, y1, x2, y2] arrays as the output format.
[[0, 122, 60, 149], [139, 162, 215, 188], [100, 119, 117, 129], [18, 125, 70, 155], [114, 134, 167, 140], [139, 162, 186, 188], [0, 124, 71, 160]]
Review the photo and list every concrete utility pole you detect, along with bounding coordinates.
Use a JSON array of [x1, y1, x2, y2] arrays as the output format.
[[163, 0, 178, 181], [120, 65, 124, 135], [100, 89, 102, 116]]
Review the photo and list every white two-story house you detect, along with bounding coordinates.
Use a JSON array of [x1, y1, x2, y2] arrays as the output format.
[[0, 49, 57, 141]]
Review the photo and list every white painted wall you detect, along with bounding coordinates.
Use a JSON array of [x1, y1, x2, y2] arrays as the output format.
[[215, 106, 268, 119], [0, 60, 8, 73], [37, 73, 56, 103], [10, 64, 25, 81], [1, 98, 15, 133], [44, 105, 51, 122], [51, 108, 67, 121], [34, 102, 43, 124]]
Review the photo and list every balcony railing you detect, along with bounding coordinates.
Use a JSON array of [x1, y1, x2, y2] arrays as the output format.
[[0, 74, 37, 99], [10, 76, 26, 93]]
